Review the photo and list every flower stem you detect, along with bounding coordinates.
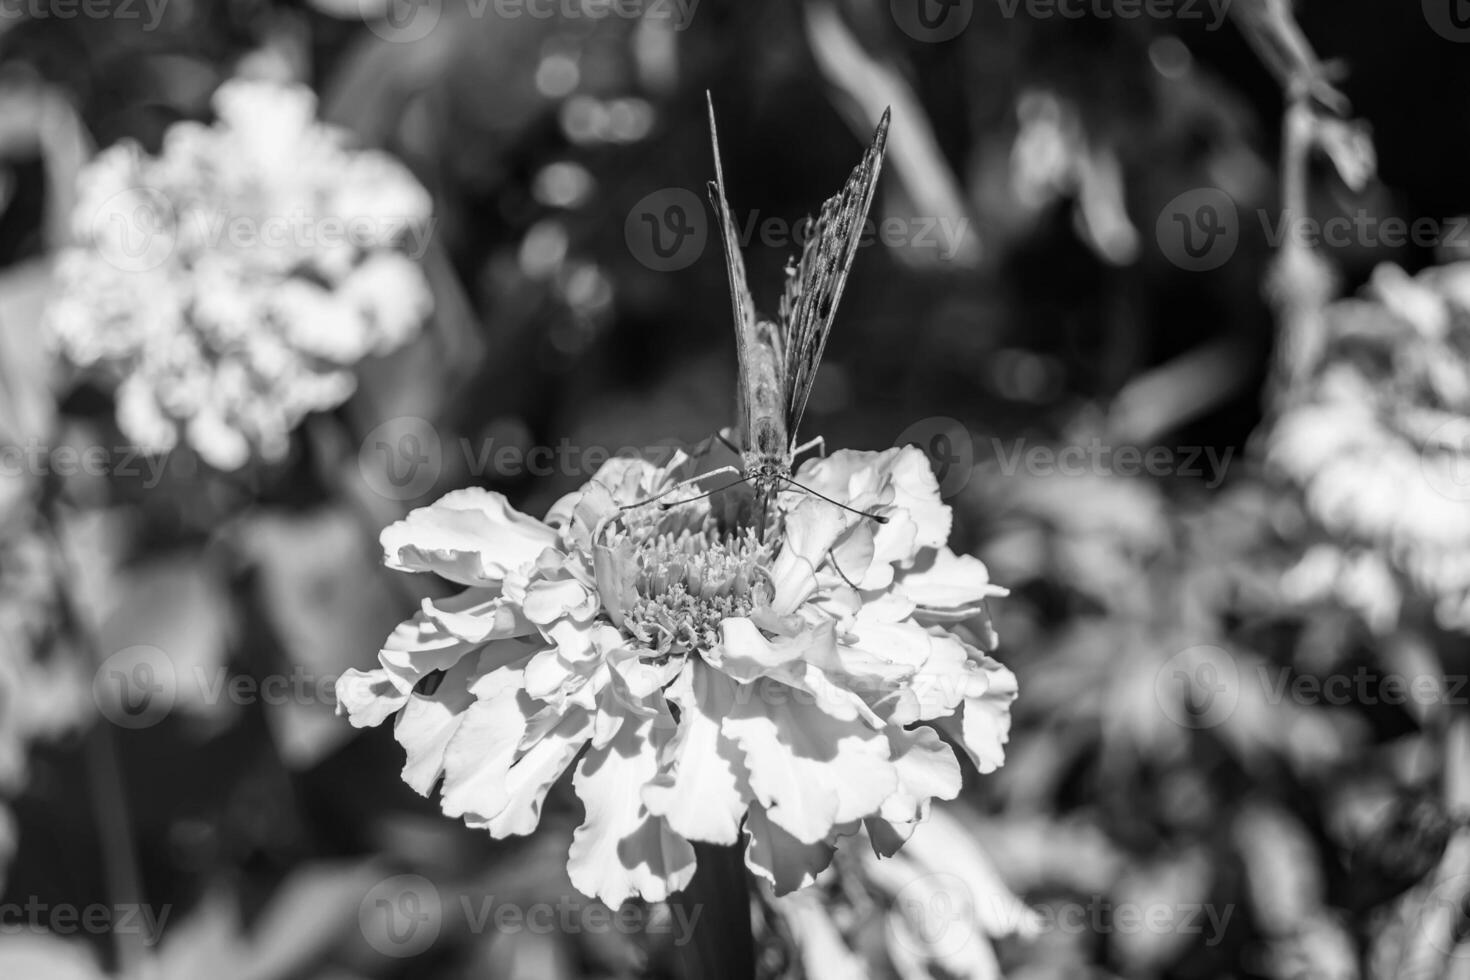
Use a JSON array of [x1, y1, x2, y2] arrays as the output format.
[[669, 842, 755, 980]]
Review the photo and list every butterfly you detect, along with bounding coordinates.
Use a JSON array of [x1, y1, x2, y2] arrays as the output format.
[[676, 93, 891, 531]]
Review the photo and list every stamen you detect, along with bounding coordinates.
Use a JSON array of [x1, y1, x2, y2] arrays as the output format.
[[620, 521, 774, 657]]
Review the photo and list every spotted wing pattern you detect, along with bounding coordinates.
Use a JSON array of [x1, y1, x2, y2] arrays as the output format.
[[776, 108, 891, 441]]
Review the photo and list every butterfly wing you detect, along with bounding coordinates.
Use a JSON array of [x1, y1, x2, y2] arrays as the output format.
[[777, 108, 891, 442], [707, 94, 786, 457]]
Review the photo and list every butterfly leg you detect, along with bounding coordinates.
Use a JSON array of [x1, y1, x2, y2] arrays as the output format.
[[792, 435, 826, 460], [687, 428, 741, 463]]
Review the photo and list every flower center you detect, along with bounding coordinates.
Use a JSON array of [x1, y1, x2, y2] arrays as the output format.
[[622, 525, 773, 656]]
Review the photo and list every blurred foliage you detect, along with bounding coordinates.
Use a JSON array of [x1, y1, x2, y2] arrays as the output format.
[[4, 0, 1470, 978]]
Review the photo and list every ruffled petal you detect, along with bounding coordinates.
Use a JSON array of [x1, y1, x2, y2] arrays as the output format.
[[439, 683, 536, 821], [419, 587, 535, 643], [476, 707, 592, 837], [743, 803, 837, 895], [897, 547, 1008, 612], [767, 501, 852, 616], [381, 488, 559, 587], [713, 618, 839, 683], [722, 679, 895, 844], [882, 446, 953, 551], [795, 447, 951, 559], [643, 660, 749, 845], [569, 700, 697, 904], [878, 725, 962, 825], [393, 655, 478, 795], [937, 656, 1018, 774], [335, 668, 407, 728], [523, 577, 598, 625]]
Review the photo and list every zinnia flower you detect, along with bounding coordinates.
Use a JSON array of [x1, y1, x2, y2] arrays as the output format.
[[336, 446, 1016, 905], [46, 77, 434, 470]]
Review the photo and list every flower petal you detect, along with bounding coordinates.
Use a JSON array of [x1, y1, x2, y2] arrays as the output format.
[[768, 502, 851, 615], [476, 707, 592, 837], [743, 803, 837, 895], [796, 447, 951, 556], [335, 668, 406, 728], [897, 548, 1007, 612], [439, 685, 535, 821], [722, 680, 896, 844], [393, 655, 479, 795], [937, 656, 1018, 775], [879, 725, 962, 825], [569, 700, 696, 904], [419, 587, 534, 643], [381, 488, 559, 587], [643, 660, 749, 845], [713, 618, 838, 683], [523, 577, 598, 625]]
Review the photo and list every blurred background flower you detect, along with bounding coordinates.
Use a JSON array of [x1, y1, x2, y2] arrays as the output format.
[[46, 76, 433, 471]]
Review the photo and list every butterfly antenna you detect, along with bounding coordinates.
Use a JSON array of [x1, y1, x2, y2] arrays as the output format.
[[659, 475, 752, 511], [778, 475, 889, 524]]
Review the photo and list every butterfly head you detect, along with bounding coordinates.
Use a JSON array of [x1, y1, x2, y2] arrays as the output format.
[[743, 454, 790, 501]]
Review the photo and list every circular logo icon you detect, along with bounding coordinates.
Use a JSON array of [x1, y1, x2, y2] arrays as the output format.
[[1424, 0, 1470, 41], [363, 0, 442, 43], [359, 874, 442, 958], [359, 416, 442, 501], [625, 188, 707, 272], [93, 645, 177, 730], [1154, 644, 1239, 730], [90, 186, 176, 274], [1156, 188, 1239, 272], [891, 872, 976, 959], [895, 417, 975, 498], [1418, 873, 1470, 955], [1420, 420, 1470, 502], [891, 0, 973, 42]]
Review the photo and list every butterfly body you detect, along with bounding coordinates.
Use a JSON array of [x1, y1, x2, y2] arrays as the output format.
[[706, 95, 891, 520], [739, 317, 790, 497]]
